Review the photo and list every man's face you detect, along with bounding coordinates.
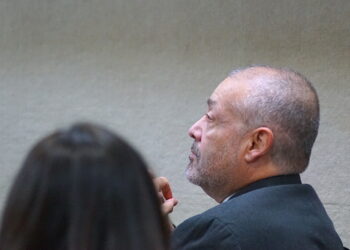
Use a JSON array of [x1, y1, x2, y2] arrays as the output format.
[[186, 77, 247, 191]]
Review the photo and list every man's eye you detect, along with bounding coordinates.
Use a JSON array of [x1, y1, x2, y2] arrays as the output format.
[[205, 114, 213, 120]]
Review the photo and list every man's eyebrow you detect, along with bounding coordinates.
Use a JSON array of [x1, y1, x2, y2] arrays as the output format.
[[207, 98, 216, 108]]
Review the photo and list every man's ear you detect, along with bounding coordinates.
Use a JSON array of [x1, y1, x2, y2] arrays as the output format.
[[244, 127, 273, 163]]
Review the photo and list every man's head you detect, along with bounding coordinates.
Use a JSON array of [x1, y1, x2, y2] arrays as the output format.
[[186, 66, 319, 202]]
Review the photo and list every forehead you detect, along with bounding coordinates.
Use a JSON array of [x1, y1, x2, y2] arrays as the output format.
[[209, 76, 249, 109]]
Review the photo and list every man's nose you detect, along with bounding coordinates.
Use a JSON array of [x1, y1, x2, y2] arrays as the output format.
[[188, 117, 203, 141]]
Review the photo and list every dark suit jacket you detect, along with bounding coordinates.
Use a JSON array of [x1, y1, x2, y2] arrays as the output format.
[[172, 175, 345, 250]]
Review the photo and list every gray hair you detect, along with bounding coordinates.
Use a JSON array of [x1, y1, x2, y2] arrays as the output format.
[[229, 65, 320, 173]]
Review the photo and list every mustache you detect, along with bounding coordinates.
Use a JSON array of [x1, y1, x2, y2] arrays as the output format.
[[191, 143, 200, 157]]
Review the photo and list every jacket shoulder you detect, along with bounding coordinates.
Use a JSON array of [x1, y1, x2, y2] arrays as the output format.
[[172, 213, 240, 250]]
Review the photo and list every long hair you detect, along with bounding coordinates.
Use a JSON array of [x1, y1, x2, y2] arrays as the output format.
[[0, 123, 169, 250]]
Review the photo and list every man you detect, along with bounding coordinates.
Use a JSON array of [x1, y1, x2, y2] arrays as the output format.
[[163, 66, 345, 249]]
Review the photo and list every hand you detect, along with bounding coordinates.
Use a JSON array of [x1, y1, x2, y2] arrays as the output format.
[[154, 177, 178, 215]]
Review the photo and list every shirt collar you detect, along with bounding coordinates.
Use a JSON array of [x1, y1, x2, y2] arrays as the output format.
[[222, 193, 235, 203]]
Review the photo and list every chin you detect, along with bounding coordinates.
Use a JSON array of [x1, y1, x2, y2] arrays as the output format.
[[185, 167, 197, 183], [186, 169, 203, 186]]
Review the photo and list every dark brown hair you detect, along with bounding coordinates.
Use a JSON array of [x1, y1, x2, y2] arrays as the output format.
[[0, 123, 169, 250]]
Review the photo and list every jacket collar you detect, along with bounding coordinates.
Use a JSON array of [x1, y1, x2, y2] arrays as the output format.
[[230, 174, 301, 200]]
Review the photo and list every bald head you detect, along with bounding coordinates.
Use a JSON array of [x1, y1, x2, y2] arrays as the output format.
[[228, 66, 320, 173]]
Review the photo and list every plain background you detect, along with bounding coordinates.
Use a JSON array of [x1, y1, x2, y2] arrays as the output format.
[[0, 0, 349, 246]]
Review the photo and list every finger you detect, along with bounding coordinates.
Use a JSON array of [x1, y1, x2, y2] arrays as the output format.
[[158, 191, 165, 203], [161, 183, 173, 200], [154, 177, 173, 200], [162, 198, 179, 214]]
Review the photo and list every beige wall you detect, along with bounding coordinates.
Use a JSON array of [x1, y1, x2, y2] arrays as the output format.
[[0, 0, 349, 246]]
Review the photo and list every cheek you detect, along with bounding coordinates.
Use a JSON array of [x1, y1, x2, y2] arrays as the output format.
[[200, 134, 226, 158], [206, 129, 229, 146], [202, 126, 219, 141]]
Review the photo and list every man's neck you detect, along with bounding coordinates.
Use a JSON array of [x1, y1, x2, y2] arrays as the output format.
[[206, 168, 285, 203]]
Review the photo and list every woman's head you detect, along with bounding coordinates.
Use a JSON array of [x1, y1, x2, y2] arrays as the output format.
[[0, 123, 169, 250]]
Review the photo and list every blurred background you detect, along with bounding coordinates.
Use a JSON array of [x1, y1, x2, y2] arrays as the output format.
[[0, 0, 349, 245]]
